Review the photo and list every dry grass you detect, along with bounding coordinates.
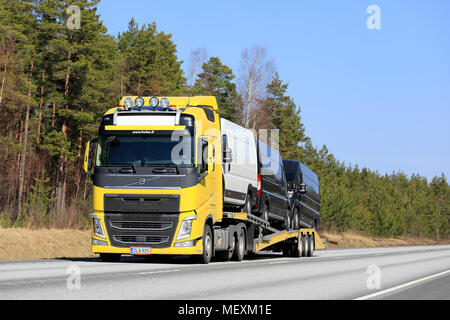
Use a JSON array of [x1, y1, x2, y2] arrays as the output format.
[[0, 227, 95, 261], [0, 228, 449, 261], [321, 231, 450, 249]]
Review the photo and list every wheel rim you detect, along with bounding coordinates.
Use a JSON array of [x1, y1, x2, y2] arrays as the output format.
[[264, 206, 269, 222], [205, 233, 212, 258], [238, 234, 245, 256], [304, 235, 309, 257]]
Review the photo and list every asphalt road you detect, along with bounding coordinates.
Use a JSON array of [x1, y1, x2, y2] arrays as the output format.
[[0, 245, 449, 300]]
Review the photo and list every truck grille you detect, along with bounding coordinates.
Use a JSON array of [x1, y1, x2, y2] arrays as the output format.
[[110, 221, 173, 231], [105, 213, 179, 248], [113, 235, 169, 245]]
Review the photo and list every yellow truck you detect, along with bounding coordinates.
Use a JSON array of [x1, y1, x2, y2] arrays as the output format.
[[84, 96, 324, 264]]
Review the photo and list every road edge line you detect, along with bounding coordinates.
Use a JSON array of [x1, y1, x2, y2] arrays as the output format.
[[354, 269, 450, 300]]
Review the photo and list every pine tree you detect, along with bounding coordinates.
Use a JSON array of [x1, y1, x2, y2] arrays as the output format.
[[118, 19, 185, 96], [265, 73, 309, 159], [193, 57, 242, 123]]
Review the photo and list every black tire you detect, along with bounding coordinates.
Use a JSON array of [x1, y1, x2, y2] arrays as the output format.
[[285, 214, 291, 231], [232, 229, 246, 262], [282, 243, 292, 257], [218, 235, 235, 261], [242, 193, 252, 214], [292, 234, 302, 258], [99, 253, 121, 263], [262, 203, 269, 223], [307, 233, 315, 257], [302, 234, 308, 257], [293, 209, 300, 230], [197, 224, 213, 264]]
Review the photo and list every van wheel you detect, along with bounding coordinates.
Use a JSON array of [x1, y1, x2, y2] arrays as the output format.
[[242, 193, 252, 214], [293, 209, 300, 230], [285, 214, 291, 231], [262, 203, 269, 223]]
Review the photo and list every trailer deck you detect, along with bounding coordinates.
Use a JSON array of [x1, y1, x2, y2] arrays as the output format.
[[222, 212, 326, 257]]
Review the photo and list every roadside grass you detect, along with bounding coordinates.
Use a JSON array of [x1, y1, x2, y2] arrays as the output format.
[[0, 227, 95, 261], [321, 231, 450, 249]]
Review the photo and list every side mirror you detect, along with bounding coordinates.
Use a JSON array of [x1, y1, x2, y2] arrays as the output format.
[[223, 148, 233, 164], [83, 138, 97, 174], [287, 182, 295, 191], [299, 183, 307, 194]]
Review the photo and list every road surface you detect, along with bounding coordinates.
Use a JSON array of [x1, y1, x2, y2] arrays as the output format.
[[0, 245, 449, 300]]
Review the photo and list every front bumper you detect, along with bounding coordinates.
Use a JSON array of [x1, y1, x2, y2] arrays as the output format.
[[91, 211, 204, 256]]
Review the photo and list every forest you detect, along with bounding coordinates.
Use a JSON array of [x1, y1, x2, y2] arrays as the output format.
[[0, 0, 448, 239]]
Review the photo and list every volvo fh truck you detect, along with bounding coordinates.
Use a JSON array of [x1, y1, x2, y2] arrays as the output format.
[[84, 96, 325, 264]]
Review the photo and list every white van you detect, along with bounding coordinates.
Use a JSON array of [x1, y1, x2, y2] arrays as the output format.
[[221, 119, 258, 212]]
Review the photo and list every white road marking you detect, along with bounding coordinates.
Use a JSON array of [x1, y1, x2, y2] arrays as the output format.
[[269, 261, 290, 265], [355, 269, 450, 300], [139, 269, 180, 275]]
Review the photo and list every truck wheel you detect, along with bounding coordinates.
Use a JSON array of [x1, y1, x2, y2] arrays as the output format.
[[218, 235, 235, 261], [302, 234, 308, 257], [232, 229, 246, 262], [99, 253, 121, 263], [197, 224, 213, 264], [307, 233, 315, 257], [292, 234, 302, 258]]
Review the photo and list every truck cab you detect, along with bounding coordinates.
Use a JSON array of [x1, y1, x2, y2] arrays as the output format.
[[84, 96, 222, 263]]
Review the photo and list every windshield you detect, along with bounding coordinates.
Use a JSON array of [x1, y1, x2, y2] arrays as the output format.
[[96, 133, 194, 168]]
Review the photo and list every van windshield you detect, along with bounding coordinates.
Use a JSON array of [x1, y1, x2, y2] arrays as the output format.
[[96, 133, 194, 168]]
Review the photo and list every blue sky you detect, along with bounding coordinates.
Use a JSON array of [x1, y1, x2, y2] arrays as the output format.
[[97, 0, 450, 180]]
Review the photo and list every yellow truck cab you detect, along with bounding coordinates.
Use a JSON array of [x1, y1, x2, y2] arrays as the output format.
[[84, 96, 223, 263]]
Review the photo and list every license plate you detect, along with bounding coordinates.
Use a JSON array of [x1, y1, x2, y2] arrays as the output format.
[[130, 247, 152, 255]]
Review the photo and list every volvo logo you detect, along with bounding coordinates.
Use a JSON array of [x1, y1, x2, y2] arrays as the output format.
[[125, 177, 159, 187]]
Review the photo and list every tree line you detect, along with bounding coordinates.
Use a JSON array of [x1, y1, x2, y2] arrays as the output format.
[[0, 0, 448, 238]]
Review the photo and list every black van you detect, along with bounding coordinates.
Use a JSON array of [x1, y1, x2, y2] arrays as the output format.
[[282, 160, 321, 230], [256, 140, 290, 229]]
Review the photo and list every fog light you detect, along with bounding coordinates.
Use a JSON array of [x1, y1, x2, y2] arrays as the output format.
[[92, 238, 108, 246], [174, 240, 196, 247]]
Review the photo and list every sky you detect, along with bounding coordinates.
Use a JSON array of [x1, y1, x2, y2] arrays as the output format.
[[97, 0, 450, 180]]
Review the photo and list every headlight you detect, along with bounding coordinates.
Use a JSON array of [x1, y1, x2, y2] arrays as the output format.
[[149, 97, 159, 108], [135, 97, 145, 108], [124, 98, 133, 109], [93, 218, 106, 239], [160, 98, 170, 110], [176, 215, 197, 241]]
